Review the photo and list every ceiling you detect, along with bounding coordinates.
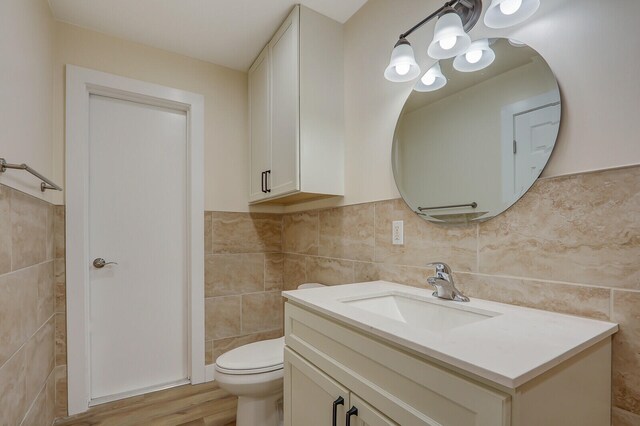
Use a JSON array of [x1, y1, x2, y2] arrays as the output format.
[[48, 0, 367, 71]]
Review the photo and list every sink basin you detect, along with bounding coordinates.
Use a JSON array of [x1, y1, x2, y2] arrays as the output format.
[[342, 292, 498, 333]]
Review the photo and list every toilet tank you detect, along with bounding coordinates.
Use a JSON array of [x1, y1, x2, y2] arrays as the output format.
[[297, 283, 325, 289]]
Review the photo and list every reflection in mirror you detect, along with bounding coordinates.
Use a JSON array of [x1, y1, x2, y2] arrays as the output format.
[[392, 38, 561, 224]]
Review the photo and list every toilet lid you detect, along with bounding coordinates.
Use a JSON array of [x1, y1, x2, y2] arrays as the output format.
[[215, 337, 284, 374]]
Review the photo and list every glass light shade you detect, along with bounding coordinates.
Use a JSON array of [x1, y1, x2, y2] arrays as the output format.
[[427, 11, 471, 60], [500, 0, 522, 15], [484, 0, 540, 28], [453, 39, 496, 72], [414, 63, 447, 92], [384, 40, 421, 82]]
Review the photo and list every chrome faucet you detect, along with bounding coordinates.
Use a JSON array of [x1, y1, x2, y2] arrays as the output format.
[[426, 262, 469, 302]]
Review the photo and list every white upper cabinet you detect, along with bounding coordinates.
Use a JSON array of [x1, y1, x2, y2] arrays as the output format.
[[270, 11, 299, 197], [249, 47, 271, 201], [248, 5, 344, 204]]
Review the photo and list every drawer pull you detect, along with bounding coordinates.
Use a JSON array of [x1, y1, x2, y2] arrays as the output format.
[[346, 406, 358, 426], [332, 396, 344, 426]]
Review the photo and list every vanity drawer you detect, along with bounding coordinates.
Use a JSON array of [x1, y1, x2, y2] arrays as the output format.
[[285, 302, 511, 426]]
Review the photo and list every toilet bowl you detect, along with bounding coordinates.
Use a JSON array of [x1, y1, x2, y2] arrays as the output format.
[[214, 283, 325, 426], [215, 337, 285, 426]]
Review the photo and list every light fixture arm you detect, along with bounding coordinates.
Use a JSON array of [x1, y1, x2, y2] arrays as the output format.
[[398, 0, 482, 40], [399, 1, 455, 40]]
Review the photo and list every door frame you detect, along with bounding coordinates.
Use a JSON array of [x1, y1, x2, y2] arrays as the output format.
[[500, 89, 561, 203], [65, 65, 205, 415]]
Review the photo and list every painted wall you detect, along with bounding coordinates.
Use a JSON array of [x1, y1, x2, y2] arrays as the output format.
[[0, 0, 55, 201], [286, 0, 640, 212], [4, 0, 640, 213], [52, 22, 251, 212]]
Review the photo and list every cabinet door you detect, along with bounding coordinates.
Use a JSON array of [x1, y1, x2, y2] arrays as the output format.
[[349, 394, 398, 426], [248, 45, 270, 202], [285, 347, 349, 426], [269, 7, 300, 197]]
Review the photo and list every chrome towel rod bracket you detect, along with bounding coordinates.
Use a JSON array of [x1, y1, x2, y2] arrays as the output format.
[[0, 158, 63, 192]]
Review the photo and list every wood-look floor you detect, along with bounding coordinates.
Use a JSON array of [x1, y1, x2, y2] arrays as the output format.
[[55, 382, 237, 426]]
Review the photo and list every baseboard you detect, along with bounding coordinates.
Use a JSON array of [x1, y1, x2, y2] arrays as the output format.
[[205, 364, 216, 382]]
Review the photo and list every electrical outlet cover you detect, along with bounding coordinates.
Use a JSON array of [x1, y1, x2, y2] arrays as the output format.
[[392, 220, 404, 245]]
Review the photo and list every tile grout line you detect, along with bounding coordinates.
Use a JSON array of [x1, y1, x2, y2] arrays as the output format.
[[206, 289, 283, 300], [279, 251, 640, 295], [205, 327, 285, 364], [476, 223, 480, 273], [0, 311, 56, 375], [373, 202, 377, 265], [1, 258, 56, 279], [9, 189, 13, 272], [54, 363, 66, 419], [239, 292, 243, 336], [19, 365, 57, 426], [316, 211, 320, 259], [455, 271, 640, 292], [610, 288, 614, 320], [263, 253, 267, 292]]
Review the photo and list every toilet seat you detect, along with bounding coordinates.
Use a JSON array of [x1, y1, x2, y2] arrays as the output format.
[[215, 337, 284, 375]]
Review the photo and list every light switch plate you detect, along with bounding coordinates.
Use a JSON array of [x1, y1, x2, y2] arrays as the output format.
[[392, 220, 404, 245]]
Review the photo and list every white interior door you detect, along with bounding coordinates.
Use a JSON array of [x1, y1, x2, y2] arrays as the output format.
[[513, 103, 561, 196], [88, 94, 188, 402]]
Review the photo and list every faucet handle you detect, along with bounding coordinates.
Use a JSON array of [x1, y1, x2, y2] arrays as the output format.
[[426, 262, 452, 275]]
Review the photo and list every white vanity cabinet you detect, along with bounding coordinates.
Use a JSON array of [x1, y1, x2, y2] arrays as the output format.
[[283, 298, 614, 426], [285, 347, 396, 426], [248, 5, 344, 205]]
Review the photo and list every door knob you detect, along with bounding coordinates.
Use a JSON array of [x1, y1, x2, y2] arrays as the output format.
[[93, 258, 118, 268]]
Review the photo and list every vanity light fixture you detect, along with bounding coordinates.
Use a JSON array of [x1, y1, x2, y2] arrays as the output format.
[[484, 0, 540, 28], [414, 63, 447, 92], [384, 0, 541, 83], [384, 0, 481, 83], [453, 38, 495, 72]]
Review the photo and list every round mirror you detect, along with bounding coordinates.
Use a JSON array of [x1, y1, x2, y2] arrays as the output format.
[[392, 38, 561, 224]]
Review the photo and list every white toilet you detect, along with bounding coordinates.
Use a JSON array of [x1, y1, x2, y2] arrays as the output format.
[[214, 283, 325, 426]]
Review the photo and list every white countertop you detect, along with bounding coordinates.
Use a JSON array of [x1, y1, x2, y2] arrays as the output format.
[[282, 281, 618, 389]]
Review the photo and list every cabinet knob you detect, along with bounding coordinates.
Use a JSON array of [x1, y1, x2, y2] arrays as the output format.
[[332, 396, 344, 426], [346, 406, 358, 426]]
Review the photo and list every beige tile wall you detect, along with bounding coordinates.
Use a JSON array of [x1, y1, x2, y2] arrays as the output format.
[[0, 184, 58, 425], [280, 166, 640, 424], [52, 205, 66, 419], [43, 165, 640, 424], [204, 212, 284, 364]]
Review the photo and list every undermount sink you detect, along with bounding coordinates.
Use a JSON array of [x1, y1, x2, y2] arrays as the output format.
[[342, 292, 498, 333]]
